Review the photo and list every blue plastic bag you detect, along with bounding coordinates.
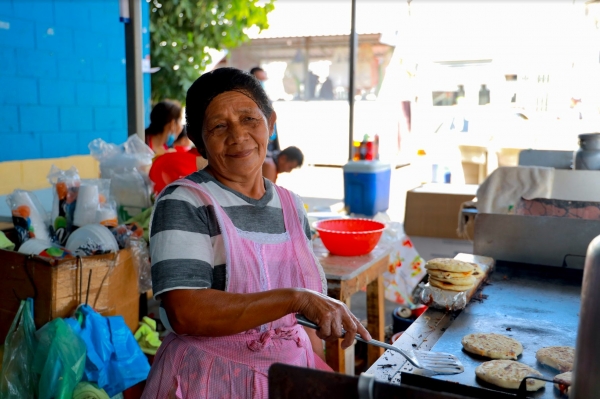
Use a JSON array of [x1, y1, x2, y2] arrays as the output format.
[[66, 305, 150, 396], [33, 317, 87, 399], [0, 299, 38, 398]]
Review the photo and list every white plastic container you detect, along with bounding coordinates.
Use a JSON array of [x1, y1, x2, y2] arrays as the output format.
[[66, 224, 119, 255], [73, 185, 100, 227], [18, 239, 55, 255]]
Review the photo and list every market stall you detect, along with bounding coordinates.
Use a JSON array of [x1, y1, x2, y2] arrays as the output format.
[[363, 212, 597, 398], [0, 135, 155, 398]]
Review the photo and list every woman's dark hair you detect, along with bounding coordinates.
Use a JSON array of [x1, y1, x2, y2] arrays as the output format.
[[185, 67, 274, 157], [145, 100, 182, 137], [279, 146, 304, 167], [176, 125, 187, 142]]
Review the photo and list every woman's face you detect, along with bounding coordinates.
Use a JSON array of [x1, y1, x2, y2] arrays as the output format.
[[170, 116, 183, 135], [202, 91, 275, 180]]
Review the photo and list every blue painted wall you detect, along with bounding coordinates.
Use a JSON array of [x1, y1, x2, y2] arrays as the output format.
[[0, 0, 150, 162]]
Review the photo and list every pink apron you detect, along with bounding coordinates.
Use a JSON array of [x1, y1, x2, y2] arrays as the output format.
[[142, 180, 327, 399]]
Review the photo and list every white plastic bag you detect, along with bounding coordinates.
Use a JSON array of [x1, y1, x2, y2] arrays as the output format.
[[47, 166, 80, 245], [381, 222, 427, 305], [89, 135, 154, 221], [6, 190, 52, 245]]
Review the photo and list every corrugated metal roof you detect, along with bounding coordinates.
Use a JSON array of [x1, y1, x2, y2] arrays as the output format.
[[246, 1, 403, 39]]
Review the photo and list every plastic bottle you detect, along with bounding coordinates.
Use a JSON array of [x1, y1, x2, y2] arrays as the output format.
[[352, 141, 361, 161], [415, 149, 430, 184], [359, 135, 369, 160], [444, 166, 452, 183], [366, 142, 374, 160]]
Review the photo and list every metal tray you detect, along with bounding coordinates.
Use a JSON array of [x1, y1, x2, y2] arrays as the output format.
[[429, 261, 582, 398]]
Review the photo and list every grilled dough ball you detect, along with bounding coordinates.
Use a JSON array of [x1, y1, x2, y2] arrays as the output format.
[[554, 371, 572, 397], [475, 360, 545, 391], [462, 333, 523, 360], [536, 346, 575, 372], [425, 258, 476, 273]]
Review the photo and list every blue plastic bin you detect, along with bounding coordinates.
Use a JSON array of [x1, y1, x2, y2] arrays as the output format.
[[343, 161, 391, 216]]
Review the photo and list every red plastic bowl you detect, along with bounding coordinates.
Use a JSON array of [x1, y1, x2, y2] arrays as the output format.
[[314, 218, 386, 256]]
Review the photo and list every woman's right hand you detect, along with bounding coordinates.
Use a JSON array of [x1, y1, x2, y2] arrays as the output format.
[[293, 289, 372, 349]]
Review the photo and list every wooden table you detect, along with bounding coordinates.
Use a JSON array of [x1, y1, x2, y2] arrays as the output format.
[[313, 238, 391, 374]]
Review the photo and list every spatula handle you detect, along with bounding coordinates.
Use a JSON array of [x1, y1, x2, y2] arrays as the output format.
[[296, 314, 392, 349]]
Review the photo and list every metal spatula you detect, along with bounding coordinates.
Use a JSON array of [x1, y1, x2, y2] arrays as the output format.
[[296, 314, 464, 375]]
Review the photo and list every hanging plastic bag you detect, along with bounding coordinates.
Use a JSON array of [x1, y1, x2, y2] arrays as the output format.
[[65, 305, 150, 397], [381, 222, 427, 305], [129, 237, 152, 293], [0, 298, 38, 399], [112, 222, 152, 292], [32, 317, 86, 399], [47, 165, 81, 245]]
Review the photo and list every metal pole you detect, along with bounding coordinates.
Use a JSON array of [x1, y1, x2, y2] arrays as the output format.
[[348, 0, 358, 161], [572, 235, 600, 399], [125, 0, 145, 140]]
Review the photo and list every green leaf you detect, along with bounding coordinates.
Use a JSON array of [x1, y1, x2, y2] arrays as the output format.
[[149, 0, 275, 104]]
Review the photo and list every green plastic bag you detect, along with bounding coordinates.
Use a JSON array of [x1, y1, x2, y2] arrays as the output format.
[[0, 298, 38, 399], [33, 318, 86, 399]]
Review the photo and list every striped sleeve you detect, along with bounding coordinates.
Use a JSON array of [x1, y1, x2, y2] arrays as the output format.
[[292, 192, 312, 240], [149, 185, 221, 297]]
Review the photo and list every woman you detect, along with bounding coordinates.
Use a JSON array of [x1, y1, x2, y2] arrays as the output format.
[[145, 100, 183, 155], [143, 68, 369, 398]]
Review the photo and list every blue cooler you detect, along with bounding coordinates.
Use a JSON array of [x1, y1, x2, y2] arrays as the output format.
[[343, 161, 391, 216]]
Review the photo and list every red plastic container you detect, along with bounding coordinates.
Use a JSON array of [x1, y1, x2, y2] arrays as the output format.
[[411, 304, 428, 318], [314, 218, 386, 256]]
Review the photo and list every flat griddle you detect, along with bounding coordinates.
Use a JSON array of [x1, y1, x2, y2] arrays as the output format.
[[428, 261, 582, 398]]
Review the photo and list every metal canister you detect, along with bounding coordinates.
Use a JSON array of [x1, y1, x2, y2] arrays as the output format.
[[571, 235, 600, 399], [574, 133, 600, 170]]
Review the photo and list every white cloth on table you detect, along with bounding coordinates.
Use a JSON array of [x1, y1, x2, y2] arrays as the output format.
[[476, 166, 555, 214], [457, 166, 555, 238]]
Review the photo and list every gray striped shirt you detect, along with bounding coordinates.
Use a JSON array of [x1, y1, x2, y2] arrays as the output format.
[[150, 170, 311, 297]]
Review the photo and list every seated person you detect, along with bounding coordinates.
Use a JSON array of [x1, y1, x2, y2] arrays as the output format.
[[262, 146, 304, 183]]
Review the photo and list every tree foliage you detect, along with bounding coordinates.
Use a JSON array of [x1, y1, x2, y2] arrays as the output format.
[[149, 0, 275, 103]]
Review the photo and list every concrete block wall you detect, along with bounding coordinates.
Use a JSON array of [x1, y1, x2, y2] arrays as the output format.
[[0, 0, 129, 162]]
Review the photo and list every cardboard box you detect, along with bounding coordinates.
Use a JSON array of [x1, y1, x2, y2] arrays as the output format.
[[0, 246, 139, 342], [404, 184, 478, 239]]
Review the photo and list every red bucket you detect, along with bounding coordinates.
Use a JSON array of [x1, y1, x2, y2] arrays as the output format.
[[314, 218, 385, 256]]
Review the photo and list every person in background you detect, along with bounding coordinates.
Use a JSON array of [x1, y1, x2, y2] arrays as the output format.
[[262, 146, 304, 183], [145, 100, 183, 155], [250, 66, 281, 157], [319, 77, 334, 100], [173, 126, 193, 152], [149, 126, 209, 194]]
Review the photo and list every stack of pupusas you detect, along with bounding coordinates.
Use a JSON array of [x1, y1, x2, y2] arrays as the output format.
[[425, 258, 482, 292]]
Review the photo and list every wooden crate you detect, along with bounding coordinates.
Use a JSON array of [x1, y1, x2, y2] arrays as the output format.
[[0, 247, 139, 342]]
